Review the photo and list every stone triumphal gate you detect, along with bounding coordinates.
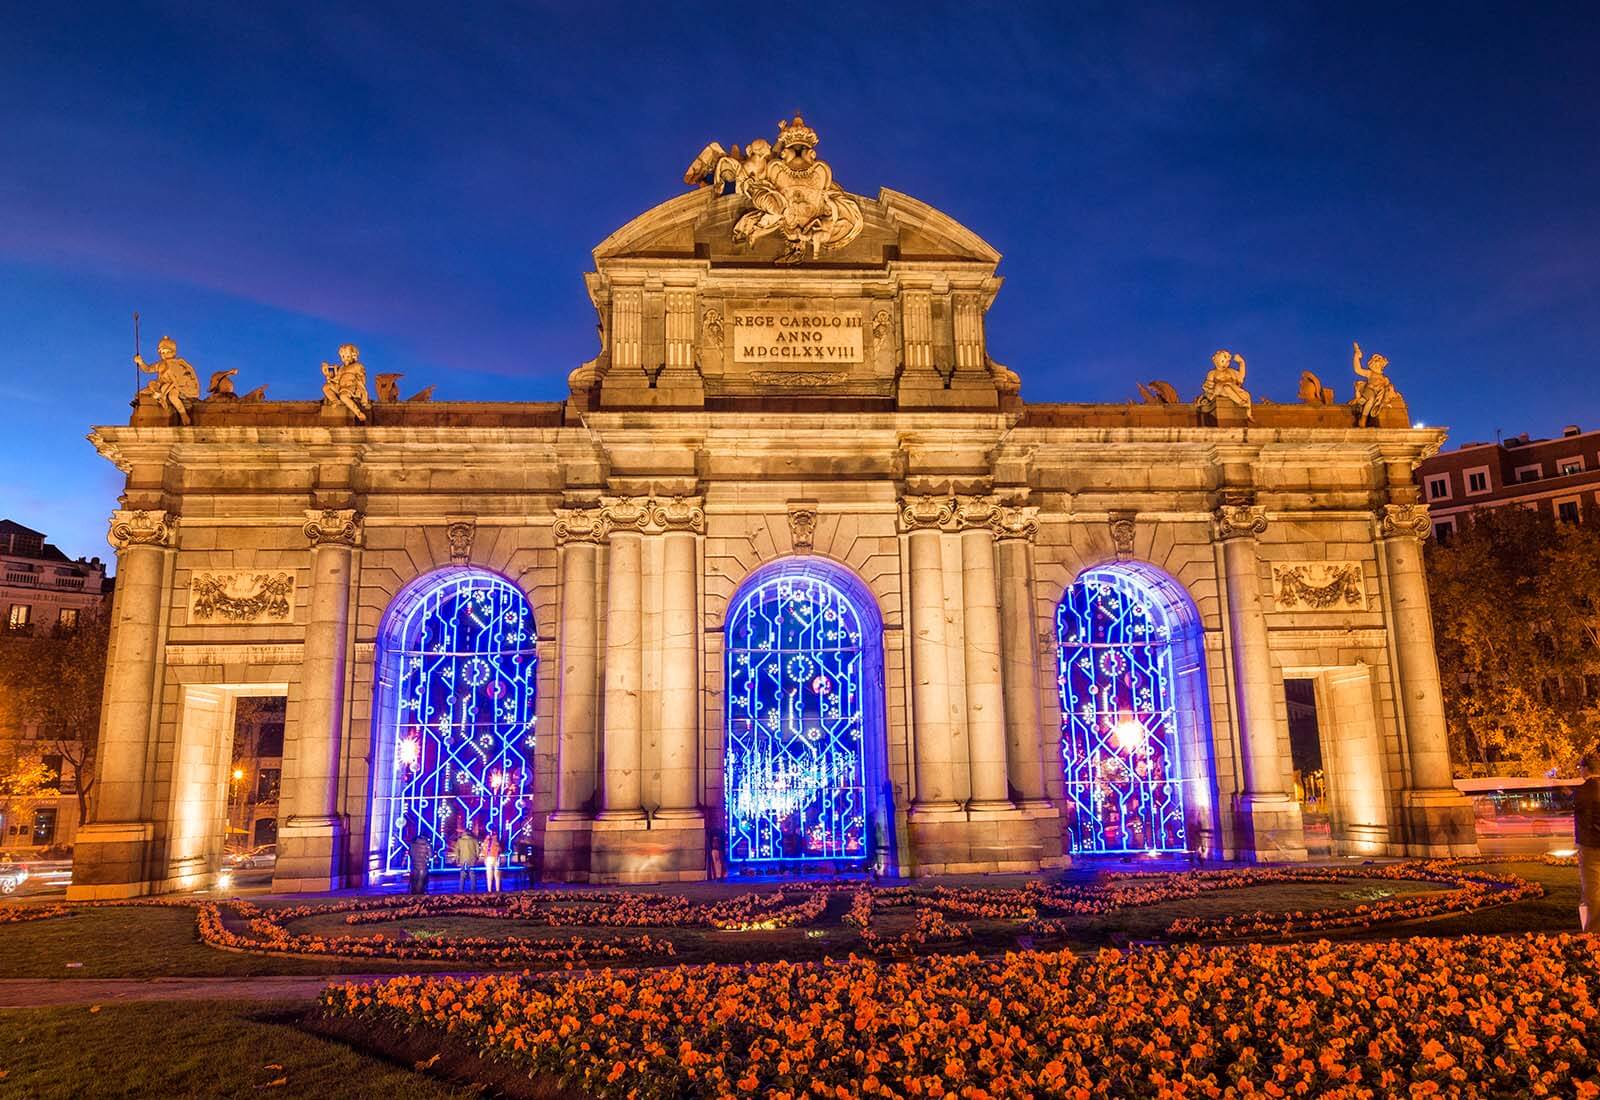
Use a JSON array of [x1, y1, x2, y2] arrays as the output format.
[[70, 119, 1476, 898]]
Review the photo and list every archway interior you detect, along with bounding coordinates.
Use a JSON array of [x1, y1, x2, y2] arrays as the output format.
[[1055, 565, 1207, 855], [370, 568, 537, 875], [724, 559, 888, 874]]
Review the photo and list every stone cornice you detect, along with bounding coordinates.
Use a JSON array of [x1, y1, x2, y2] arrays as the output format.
[[303, 508, 363, 548], [108, 509, 177, 551], [1377, 503, 1432, 541]]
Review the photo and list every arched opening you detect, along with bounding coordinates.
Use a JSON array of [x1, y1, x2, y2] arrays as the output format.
[[368, 567, 538, 880], [1055, 563, 1215, 855], [723, 558, 891, 875]]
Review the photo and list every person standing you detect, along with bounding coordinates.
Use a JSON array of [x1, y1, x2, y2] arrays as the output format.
[[452, 827, 481, 894], [481, 830, 503, 893], [406, 823, 433, 896], [1576, 751, 1600, 931]]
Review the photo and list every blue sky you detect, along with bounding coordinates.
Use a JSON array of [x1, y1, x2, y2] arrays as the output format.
[[3, 2, 1597, 564]]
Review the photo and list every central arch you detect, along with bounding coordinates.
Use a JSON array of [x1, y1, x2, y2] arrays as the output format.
[[1054, 563, 1215, 855], [367, 567, 538, 878], [723, 558, 890, 874]]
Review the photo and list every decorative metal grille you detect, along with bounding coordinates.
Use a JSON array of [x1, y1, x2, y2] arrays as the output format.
[[1055, 569, 1191, 854], [725, 570, 871, 868], [376, 572, 537, 873]]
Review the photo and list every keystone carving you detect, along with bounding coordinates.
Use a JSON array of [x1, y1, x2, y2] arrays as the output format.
[[303, 508, 362, 548], [107, 509, 177, 551], [446, 519, 476, 564], [788, 503, 818, 553], [1108, 511, 1138, 557]]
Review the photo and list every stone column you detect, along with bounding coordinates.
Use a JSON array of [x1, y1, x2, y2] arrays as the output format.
[[655, 497, 705, 820], [1215, 502, 1306, 861], [901, 496, 961, 812], [599, 502, 646, 821], [1379, 503, 1478, 854], [995, 506, 1048, 806], [552, 508, 604, 818], [955, 499, 1011, 811], [276, 508, 360, 891], [67, 510, 175, 898]]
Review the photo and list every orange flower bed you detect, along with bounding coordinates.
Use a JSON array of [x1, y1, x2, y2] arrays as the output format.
[[322, 934, 1600, 1099]]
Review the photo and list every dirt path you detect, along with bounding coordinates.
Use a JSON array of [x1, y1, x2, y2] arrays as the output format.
[[0, 973, 407, 1009]]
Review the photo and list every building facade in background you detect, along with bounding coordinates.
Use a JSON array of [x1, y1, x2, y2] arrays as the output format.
[[0, 519, 112, 850], [1417, 424, 1600, 538], [69, 121, 1478, 898]]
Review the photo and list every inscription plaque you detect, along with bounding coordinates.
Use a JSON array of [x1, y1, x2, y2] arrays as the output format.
[[732, 310, 863, 364]]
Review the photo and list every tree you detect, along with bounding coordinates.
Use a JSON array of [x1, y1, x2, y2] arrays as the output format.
[[0, 606, 110, 823], [1428, 509, 1600, 775], [0, 747, 57, 831]]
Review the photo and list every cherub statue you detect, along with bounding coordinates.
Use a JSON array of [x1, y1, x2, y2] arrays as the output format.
[[1351, 342, 1398, 426], [321, 343, 371, 422], [133, 335, 200, 425], [1298, 371, 1334, 406], [1137, 380, 1180, 405], [1196, 349, 1251, 420]]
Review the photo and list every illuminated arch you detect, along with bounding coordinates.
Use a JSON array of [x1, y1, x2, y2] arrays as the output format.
[[1054, 563, 1215, 855], [723, 558, 891, 874], [368, 567, 538, 876]]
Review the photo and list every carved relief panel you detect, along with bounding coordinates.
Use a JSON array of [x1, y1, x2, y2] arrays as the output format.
[[188, 572, 295, 624], [1270, 561, 1368, 612]]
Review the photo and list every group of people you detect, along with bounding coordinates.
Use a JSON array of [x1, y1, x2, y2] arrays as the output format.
[[403, 822, 510, 896]]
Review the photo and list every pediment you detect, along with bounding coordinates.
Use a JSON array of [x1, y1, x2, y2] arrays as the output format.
[[593, 187, 1000, 269]]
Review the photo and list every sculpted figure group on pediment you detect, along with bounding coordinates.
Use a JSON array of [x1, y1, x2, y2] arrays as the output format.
[[684, 116, 864, 264]]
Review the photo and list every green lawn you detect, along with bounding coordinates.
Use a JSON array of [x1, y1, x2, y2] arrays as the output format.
[[0, 1001, 477, 1099]]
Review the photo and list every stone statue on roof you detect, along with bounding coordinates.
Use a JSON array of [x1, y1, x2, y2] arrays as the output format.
[[1196, 349, 1252, 421], [134, 335, 201, 425], [1351, 342, 1399, 426], [321, 343, 371, 422], [684, 116, 864, 264]]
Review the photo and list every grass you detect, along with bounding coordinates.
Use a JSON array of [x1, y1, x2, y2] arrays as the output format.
[[0, 1001, 477, 1099]]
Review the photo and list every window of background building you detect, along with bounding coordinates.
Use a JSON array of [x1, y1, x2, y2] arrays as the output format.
[[255, 767, 281, 804], [57, 607, 78, 629], [1559, 457, 1585, 476], [1516, 465, 1542, 483], [7, 604, 31, 631], [31, 807, 57, 846], [1557, 498, 1582, 524], [1433, 517, 1456, 542], [1426, 475, 1451, 500], [1465, 468, 1491, 494]]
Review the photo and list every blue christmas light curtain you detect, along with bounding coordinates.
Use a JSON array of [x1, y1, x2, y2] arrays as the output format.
[[375, 571, 537, 873], [1055, 568, 1191, 854], [724, 567, 873, 869]]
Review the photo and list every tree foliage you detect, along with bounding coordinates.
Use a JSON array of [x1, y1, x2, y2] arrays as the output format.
[[0, 606, 110, 821], [1427, 509, 1600, 775]]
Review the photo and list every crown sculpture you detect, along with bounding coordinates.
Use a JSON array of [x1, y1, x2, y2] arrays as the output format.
[[684, 115, 865, 264]]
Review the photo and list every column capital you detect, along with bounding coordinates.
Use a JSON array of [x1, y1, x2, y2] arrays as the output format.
[[303, 508, 362, 548], [107, 509, 177, 551], [952, 495, 1003, 533], [1378, 503, 1432, 541], [898, 493, 953, 533], [649, 494, 705, 534], [553, 506, 607, 545], [997, 505, 1040, 543], [1213, 503, 1268, 541]]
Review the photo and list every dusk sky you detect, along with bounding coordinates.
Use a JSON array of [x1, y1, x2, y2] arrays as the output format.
[[3, 2, 1597, 564]]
